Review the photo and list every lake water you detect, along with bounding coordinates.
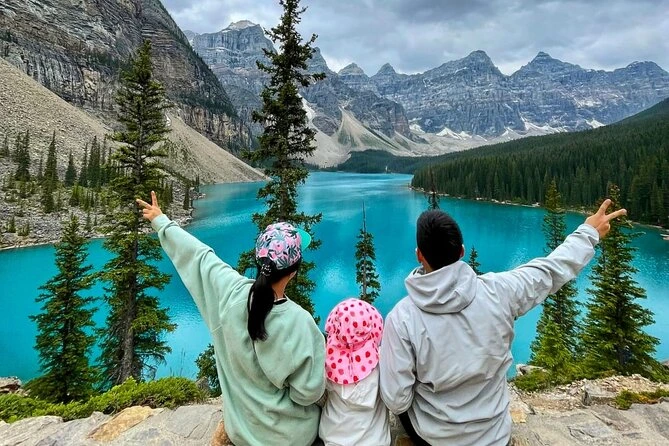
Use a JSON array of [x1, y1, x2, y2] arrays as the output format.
[[1, 172, 668, 381]]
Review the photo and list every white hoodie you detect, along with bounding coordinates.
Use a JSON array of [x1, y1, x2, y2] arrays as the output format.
[[319, 368, 390, 446], [379, 224, 599, 446]]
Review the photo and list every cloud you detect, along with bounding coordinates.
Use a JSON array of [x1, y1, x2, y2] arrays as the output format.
[[163, 0, 669, 76]]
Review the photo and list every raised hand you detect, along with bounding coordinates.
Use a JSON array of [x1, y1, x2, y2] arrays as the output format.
[[136, 191, 163, 222], [584, 199, 627, 239]]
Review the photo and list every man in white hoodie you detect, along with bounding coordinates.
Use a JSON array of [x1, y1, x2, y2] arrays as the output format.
[[379, 199, 626, 446]]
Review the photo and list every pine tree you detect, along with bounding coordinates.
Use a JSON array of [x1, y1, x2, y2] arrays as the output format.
[[40, 132, 59, 213], [65, 151, 77, 187], [427, 166, 439, 210], [531, 180, 581, 369], [580, 184, 661, 377], [40, 181, 55, 213], [195, 344, 221, 397], [355, 203, 381, 303], [468, 246, 482, 275], [69, 185, 82, 207], [88, 137, 101, 189], [55, 188, 63, 212], [237, 0, 324, 318], [78, 144, 88, 187], [182, 180, 190, 210], [15, 130, 31, 182], [99, 40, 175, 387], [29, 216, 96, 403], [44, 131, 58, 188]]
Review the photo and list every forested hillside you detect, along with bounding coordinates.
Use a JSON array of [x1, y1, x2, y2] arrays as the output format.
[[400, 98, 669, 227]]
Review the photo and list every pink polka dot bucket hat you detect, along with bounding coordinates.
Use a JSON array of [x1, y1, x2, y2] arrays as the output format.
[[324, 298, 384, 385]]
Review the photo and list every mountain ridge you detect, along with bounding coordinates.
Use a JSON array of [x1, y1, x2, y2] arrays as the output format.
[[0, 0, 247, 151], [189, 21, 426, 166]]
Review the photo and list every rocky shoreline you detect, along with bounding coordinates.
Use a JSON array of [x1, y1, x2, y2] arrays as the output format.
[[2, 374, 669, 445], [0, 185, 198, 252]]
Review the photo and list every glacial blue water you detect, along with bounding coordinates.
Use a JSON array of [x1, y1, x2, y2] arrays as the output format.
[[1, 172, 668, 381]]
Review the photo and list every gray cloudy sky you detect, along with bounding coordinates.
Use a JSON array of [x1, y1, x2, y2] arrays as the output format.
[[163, 0, 669, 75]]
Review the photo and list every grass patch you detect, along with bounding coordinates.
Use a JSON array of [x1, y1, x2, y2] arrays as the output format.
[[0, 377, 205, 423], [614, 389, 669, 410], [512, 369, 579, 392]]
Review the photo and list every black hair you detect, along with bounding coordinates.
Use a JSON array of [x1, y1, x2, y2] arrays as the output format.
[[416, 209, 463, 271], [247, 258, 301, 341]]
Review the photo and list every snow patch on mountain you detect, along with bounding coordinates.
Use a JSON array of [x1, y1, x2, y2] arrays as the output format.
[[436, 126, 473, 140]]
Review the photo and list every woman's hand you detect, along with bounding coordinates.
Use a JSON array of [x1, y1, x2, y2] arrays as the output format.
[[584, 199, 627, 239], [136, 191, 163, 222]]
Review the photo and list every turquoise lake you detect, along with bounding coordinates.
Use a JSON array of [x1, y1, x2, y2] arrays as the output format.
[[1, 172, 668, 381]]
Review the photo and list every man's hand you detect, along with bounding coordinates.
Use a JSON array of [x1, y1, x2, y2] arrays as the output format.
[[585, 199, 627, 239], [136, 191, 163, 223]]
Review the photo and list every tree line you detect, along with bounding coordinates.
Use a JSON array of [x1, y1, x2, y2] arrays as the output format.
[[411, 100, 669, 227]]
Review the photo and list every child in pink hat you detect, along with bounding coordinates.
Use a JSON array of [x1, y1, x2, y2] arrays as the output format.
[[319, 298, 390, 445]]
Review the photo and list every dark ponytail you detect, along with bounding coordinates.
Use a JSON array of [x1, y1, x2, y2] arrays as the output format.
[[247, 258, 301, 341]]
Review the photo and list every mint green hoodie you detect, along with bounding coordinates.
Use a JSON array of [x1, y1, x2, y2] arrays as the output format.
[[152, 215, 326, 446]]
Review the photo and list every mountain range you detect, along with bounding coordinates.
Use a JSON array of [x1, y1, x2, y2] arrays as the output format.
[[188, 21, 669, 166]]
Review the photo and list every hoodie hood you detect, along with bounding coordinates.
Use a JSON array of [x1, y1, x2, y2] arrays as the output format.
[[405, 261, 477, 314], [337, 369, 379, 409]]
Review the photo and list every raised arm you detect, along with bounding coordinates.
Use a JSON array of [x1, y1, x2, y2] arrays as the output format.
[[486, 199, 626, 319], [138, 192, 252, 327]]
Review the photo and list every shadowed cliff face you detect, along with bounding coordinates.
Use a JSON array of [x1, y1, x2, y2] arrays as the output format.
[[0, 0, 243, 150]]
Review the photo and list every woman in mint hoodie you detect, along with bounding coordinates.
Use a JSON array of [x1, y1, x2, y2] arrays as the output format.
[[138, 192, 326, 446]]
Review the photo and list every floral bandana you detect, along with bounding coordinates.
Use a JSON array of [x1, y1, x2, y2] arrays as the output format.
[[255, 222, 311, 271], [325, 298, 384, 385]]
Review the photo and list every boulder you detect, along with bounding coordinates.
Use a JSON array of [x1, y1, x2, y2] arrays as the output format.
[[36, 411, 110, 445], [88, 406, 162, 442], [662, 359, 669, 369], [515, 364, 546, 376], [163, 405, 221, 440], [0, 376, 22, 394], [0, 415, 63, 444], [509, 387, 535, 423], [568, 421, 616, 442], [581, 383, 617, 406]]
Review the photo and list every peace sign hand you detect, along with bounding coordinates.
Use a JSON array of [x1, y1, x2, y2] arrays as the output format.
[[584, 199, 627, 239], [136, 191, 163, 223]]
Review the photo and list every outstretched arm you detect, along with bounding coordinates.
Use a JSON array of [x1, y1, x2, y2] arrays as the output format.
[[486, 199, 626, 319], [137, 192, 252, 327]]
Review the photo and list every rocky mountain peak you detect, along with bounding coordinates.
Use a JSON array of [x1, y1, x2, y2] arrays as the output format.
[[621, 60, 666, 75], [308, 47, 333, 75], [517, 51, 580, 75], [462, 50, 494, 65], [183, 30, 198, 43], [224, 20, 259, 31], [374, 63, 397, 77], [338, 63, 366, 77]]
